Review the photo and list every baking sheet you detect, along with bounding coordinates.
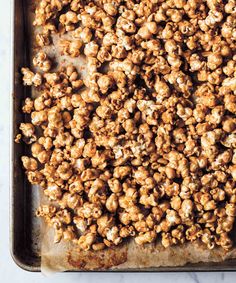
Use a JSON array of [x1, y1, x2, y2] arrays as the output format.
[[12, 0, 236, 272]]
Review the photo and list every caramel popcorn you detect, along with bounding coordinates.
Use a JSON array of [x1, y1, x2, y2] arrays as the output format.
[[33, 51, 52, 72], [18, 0, 236, 252], [21, 68, 42, 86]]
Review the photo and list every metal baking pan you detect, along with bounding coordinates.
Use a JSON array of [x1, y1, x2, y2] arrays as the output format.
[[10, 0, 236, 272], [11, 0, 41, 272]]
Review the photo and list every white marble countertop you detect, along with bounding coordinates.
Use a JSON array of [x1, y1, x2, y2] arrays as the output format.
[[1, 1, 236, 282]]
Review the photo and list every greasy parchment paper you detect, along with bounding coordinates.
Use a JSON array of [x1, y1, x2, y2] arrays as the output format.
[[41, 228, 236, 273], [25, 0, 236, 273]]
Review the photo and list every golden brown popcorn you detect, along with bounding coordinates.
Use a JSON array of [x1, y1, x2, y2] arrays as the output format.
[[57, 161, 73, 180], [84, 41, 99, 57], [97, 75, 114, 94], [108, 178, 122, 193], [21, 68, 42, 86], [74, 27, 93, 44], [105, 194, 118, 213], [19, 123, 35, 138], [60, 39, 83, 57], [207, 52, 223, 71], [216, 233, 233, 250], [21, 156, 38, 171], [22, 97, 34, 114], [59, 11, 78, 30], [135, 231, 156, 245], [35, 32, 51, 47], [77, 232, 96, 251], [17, 0, 236, 252], [33, 51, 52, 72], [27, 170, 44, 186], [44, 183, 63, 201], [31, 110, 48, 126], [113, 166, 131, 179], [161, 232, 177, 248]]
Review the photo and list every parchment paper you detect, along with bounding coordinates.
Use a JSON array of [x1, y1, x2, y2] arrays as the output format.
[[40, 225, 236, 274], [25, 0, 236, 273]]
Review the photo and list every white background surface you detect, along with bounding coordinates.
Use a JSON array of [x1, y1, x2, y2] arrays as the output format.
[[0, 1, 236, 282]]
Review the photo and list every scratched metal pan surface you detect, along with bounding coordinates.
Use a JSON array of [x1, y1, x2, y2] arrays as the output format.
[[10, 0, 236, 272]]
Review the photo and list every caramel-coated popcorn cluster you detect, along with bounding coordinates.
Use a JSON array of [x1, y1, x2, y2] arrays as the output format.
[[18, 0, 236, 251]]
